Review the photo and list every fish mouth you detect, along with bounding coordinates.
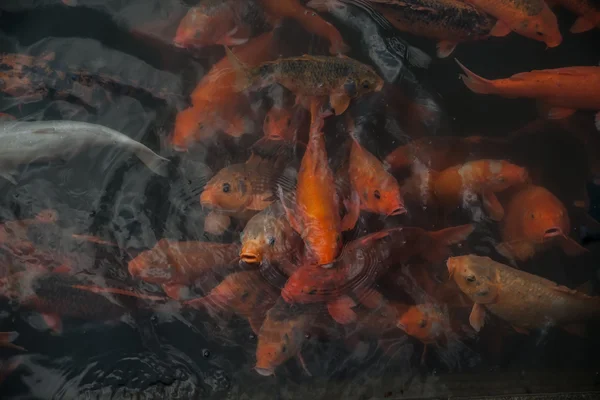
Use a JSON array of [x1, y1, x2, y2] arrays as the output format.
[[254, 366, 275, 377], [389, 207, 407, 216], [240, 253, 260, 264], [543, 227, 563, 239]]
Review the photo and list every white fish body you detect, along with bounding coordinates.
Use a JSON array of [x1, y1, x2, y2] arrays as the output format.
[[0, 120, 168, 183]]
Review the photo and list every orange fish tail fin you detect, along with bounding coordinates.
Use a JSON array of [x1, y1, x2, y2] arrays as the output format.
[[224, 46, 253, 92], [455, 60, 495, 95], [426, 224, 475, 263]]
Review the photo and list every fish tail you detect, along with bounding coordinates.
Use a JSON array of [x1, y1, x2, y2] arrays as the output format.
[[455, 60, 495, 95], [135, 147, 170, 177], [224, 46, 253, 92], [426, 224, 475, 263]]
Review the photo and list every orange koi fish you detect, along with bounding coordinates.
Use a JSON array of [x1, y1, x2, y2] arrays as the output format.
[[127, 239, 241, 299], [496, 184, 587, 261], [457, 61, 600, 130], [186, 270, 279, 334], [448, 255, 600, 334]]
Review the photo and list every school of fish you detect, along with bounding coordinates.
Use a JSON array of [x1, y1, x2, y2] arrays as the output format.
[[0, 0, 599, 387]]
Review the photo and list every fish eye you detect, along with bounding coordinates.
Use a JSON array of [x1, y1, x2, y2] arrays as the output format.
[[465, 275, 476, 283], [362, 81, 370, 89], [536, 31, 543, 36], [497, 176, 506, 182], [530, 213, 535, 219], [222, 183, 231, 193], [418, 319, 427, 328], [265, 115, 270, 123], [374, 190, 381, 200], [267, 236, 276, 246]]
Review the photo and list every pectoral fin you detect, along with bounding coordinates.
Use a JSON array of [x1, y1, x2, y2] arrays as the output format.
[[481, 190, 504, 221], [490, 21, 512, 37], [570, 17, 595, 34], [341, 190, 360, 231], [327, 296, 357, 325], [469, 303, 486, 332], [0, 170, 18, 185], [436, 41, 457, 58], [557, 235, 588, 257]]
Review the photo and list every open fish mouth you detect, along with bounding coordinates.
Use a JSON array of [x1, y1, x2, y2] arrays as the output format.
[[389, 207, 407, 216], [254, 366, 275, 376], [543, 227, 563, 239], [240, 253, 260, 264]]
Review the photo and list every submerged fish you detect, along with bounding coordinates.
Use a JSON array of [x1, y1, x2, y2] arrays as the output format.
[[461, 0, 562, 47], [186, 270, 279, 334], [128, 239, 241, 299], [0, 332, 25, 352], [448, 255, 600, 334], [255, 299, 323, 376], [240, 202, 303, 272], [310, 0, 501, 58], [457, 62, 600, 130], [496, 184, 587, 261], [431, 159, 529, 221], [0, 120, 168, 183], [226, 48, 384, 115], [282, 225, 474, 323], [548, 0, 600, 33], [173, 0, 269, 48]]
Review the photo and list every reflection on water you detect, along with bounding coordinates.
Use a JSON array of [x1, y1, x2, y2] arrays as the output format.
[[0, 0, 599, 399]]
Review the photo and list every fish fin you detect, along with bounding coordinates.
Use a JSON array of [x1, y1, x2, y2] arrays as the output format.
[[557, 234, 588, 257], [135, 149, 169, 177], [562, 323, 587, 337], [355, 288, 384, 309], [162, 283, 187, 300], [296, 352, 312, 376], [510, 325, 529, 335], [329, 92, 351, 116], [0, 170, 18, 185], [0, 332, 25, 351], [407, 43, 432, 69], [224, 46, 252, 92], [277, 185, 302, 233], [42, 313, 63, 334], [426, 224, 475, 263], [570, 17, 595, 34], [248, 314, 264, 335], [481, 190, 504, 221], [469, 303, 486, 332], [595, 111, 600, 131], [436, 41, 457, 58], [495, 241, 534, 262], [216, 26, 250, 47], [327, 296, 357, 325], [341, 190, 360, 231], [490, 21, 512, 37], [538, 103, 577, 120], [455, 60, 494, 94]]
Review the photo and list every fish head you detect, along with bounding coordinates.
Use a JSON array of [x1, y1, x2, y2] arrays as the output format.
[[447, 255, 498, 304], [173, 6, 233, 48], [263, 106, 293, 140], [128, 243, 177, 284], [241, 210, 294, 265], [200, 165, 251, 212], [397, 304, 447, 343], [172, 107, 217, 150], [255, 322, 303, 375], [485, 161, 529, 191], [521, 195, 570, 243], [534, 9, 563, 48], [373, 177, 407, 217]]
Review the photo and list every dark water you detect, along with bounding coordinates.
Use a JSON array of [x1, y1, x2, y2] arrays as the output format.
[[0, 0, 599, 399]]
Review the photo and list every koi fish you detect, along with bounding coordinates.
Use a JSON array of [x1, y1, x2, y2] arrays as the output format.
[[496, 184, 587, 261], [279, 100, 343, 266], [255, 299, 324, 376], [431, 159, 529, 221], [548, 0, 600, 33], [461, 0, 562, 47], [186, 270, 279, 334], [200, 141, 296, 215], [127, 239, 241, 299], [0, 120, 168, 183], [240, 202, 303, 273], [309, 0, 502, 58], [457, 61, 600, 130], [347, 126, 405, 216], [282, 225, 474, 322], [448, 255, 600, 334], [225, 47, 384, 115], [173, 0, 269, 48], [259, 0, 349, 54], [172, 32, 278, 150], [396, 304, 449, 345]]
